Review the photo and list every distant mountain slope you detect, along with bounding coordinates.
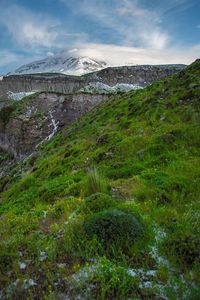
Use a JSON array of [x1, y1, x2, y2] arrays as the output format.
[[9, 55, 107, 75]]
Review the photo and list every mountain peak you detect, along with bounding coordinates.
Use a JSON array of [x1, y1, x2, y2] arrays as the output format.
[[9, 54, 108, 76]]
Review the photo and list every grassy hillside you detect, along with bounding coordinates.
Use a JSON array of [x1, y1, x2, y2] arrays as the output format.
[[0, 60, 200, 299]]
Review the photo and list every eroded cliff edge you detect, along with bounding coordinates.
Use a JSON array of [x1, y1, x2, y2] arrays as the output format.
[[0, 65, 185, 96]]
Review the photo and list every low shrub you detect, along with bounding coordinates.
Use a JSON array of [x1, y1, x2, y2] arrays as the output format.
[[0, 105, 16, 125], [0, 251, 16, 273], [165, 234, 200, 266], [81, 192, 118, 214], [83, 209, 145, 255]]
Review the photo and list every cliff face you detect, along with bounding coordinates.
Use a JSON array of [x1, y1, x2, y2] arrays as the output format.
[[91, 64, 186, 86], [0, 65, 185, 96], [0, 93, 108, 159]]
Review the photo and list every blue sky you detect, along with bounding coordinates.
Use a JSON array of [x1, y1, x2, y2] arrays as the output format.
[[0, 0, 199, 73]]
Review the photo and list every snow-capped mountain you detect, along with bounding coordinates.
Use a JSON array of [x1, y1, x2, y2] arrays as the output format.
[[9, 54, 107, 76]]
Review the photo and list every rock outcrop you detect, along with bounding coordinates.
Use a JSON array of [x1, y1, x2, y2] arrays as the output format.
[[0, 93, 108, 159]]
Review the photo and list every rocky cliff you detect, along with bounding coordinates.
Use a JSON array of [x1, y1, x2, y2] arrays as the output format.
[[0, 93, 108, 159], [0, 65, 185, 96]]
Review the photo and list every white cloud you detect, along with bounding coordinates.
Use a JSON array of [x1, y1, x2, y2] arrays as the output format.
[[140, 28, 169, 50], [117, 0, 150, 17], [0, 4, 86, 51], [115, 0, 170, 49], [62, 0, 170, 50], [61, 0, 197, 52], [20, 23, 57, 47], [47, 52, 55, 57], [0, 5, 60, 48], [68, 48, 79, 54], [70, 42, 199, 65]]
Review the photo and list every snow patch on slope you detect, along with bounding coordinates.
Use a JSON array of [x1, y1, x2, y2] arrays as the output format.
[[47, 111, 59, 140], [79, 82, 143, 93], [7, 91, 36, 101], [35, 111, 59, 150]]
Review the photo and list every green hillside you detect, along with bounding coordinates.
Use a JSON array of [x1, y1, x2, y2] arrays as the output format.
[[0, 60, 200, 299]]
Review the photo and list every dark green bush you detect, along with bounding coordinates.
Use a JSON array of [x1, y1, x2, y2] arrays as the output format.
[[83, 209, 145, 253], [166, 234, 200, 266], [0, 251, 16, 272], [82, 192, 118, 214], [0, 105, 16, 125]]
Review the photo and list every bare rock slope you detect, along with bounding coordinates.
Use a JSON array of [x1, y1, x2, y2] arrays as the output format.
[[0, 93, 108, 159]]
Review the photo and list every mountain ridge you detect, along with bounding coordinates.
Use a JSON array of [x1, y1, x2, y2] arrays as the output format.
[[8, 55, 107, 76]]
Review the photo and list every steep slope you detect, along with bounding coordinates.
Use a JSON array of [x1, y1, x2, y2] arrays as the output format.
[[9, 55, 107, 76], [0, 60, 199, 299], [0, 92, 108, 159]]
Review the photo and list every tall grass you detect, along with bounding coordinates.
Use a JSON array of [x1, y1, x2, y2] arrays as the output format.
[[83, 167, 108, 196]]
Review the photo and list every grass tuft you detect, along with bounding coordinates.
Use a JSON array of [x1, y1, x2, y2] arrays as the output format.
[[83, 167, 109, 196]]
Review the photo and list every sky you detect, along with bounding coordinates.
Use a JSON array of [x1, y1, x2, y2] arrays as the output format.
[[0, 0, 200, 74]]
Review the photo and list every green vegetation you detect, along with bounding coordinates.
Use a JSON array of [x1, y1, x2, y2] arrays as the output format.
[[69, 257, 140, 299], [0, 92, 40, 125], [84, 209, 145, 256], [0, 104, 16, 124], [83, 167, 109, 196], [0, 60, 200, 299], [81, 192, 118, 213]]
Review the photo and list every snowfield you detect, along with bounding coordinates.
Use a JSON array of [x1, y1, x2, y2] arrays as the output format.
[[79, 82, 143, 93]]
